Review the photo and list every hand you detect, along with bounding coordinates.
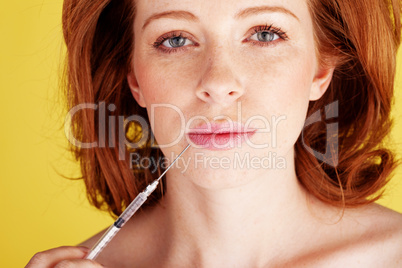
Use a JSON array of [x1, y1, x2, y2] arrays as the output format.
[[25, 246, 104, 267]]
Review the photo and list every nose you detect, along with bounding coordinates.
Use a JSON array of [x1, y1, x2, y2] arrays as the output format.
[[196, 48, 244, 107]]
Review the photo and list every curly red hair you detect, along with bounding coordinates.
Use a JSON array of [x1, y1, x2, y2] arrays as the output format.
[[61, 0, 401, 217]]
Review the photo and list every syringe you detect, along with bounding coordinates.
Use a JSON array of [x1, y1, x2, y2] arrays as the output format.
[[85, 144, 191, 260]]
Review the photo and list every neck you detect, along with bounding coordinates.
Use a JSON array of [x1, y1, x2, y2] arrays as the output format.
[[151, 150, 333, 267]]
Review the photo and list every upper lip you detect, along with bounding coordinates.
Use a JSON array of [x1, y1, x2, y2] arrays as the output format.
[[186, 121, 256, 134]]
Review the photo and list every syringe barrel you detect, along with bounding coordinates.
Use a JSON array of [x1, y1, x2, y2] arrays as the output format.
[[85, 193, 148, 260], [116, 192, 148, 228], [85, 225, 119, 260]]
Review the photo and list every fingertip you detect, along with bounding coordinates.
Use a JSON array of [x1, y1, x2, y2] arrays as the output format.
[[77, 246, 90, 252]]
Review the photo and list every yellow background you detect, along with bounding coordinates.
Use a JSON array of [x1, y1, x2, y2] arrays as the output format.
[[1, 1, 401, 267]]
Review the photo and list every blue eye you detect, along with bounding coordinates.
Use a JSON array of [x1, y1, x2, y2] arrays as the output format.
[[247, 24, 288, 45], [250, 31, 280, 42], [162, 35, 193, 48]]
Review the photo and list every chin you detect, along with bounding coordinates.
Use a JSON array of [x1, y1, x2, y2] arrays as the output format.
[[186, 167, 258, 191]]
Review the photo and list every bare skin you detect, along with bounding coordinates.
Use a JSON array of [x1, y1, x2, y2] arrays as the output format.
[[26, 0, 402, 267], [79, 198, 402, 267]]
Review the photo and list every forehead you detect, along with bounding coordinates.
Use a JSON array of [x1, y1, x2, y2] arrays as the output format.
[[134, 0, 311, 28]]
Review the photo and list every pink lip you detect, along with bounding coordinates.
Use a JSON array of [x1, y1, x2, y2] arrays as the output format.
[[186, 122, 257, 150]]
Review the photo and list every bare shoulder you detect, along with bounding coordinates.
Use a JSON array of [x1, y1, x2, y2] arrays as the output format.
[[336, 203, 402, 266], [77, 223, 148, 267], [289, 203, 402, 267], [77, 226, 124, 266], [76, 207, 165, 267], [359, 203, 402, 239], [364, 204, 402, 251], [78, 228, 107, 248]]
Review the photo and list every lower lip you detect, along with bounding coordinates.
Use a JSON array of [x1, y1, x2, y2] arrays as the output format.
[[186, 131, 256, 150]]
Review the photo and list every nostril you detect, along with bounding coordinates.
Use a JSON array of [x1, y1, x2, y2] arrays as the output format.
[[229, 91, 235, 96]]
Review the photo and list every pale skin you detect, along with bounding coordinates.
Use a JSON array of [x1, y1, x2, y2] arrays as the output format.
[[26, 0, 402, 267]]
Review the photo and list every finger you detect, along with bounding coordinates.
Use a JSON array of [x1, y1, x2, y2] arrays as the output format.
[[25, 246, 89, 268], [54, 259, 105, 268]]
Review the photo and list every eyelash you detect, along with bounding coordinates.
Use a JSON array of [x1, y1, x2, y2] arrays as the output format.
[[249, 24, 288, 47], [152, 24, 288, 54], [153, 31, 192, 54]]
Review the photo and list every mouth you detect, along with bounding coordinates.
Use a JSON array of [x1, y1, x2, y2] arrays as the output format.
[[185, 121, 257, 150]]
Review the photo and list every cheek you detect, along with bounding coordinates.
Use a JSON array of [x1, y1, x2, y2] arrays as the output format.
[[133, 54, 194, 104], [245, 44, 314, 100], [133, 55, 191, 147], [242, 47, 316, 152]]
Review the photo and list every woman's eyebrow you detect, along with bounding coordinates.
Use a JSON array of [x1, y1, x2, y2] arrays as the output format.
[[142, 10, 199, 32], [235, 6, 299, 22], [141, 5, 299, 32]]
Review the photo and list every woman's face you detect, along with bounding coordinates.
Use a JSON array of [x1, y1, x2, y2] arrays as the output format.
[[128, 0, 334, 186]]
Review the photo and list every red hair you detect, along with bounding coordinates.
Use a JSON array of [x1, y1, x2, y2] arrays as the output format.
[[62, 0, 402, 217], [298, 0, 401, 207]]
